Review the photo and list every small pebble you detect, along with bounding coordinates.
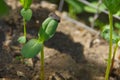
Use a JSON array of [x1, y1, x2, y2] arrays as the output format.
[[17, 71, 25, 77]]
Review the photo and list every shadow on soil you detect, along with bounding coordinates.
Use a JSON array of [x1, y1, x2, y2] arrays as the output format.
[[0, 29, 5, 52], [45, 32, 105, 80], [45, 32, 85, 63]]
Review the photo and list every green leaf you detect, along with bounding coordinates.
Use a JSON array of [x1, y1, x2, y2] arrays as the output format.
[[118, 40, 120, 47], [21, 8, 32, 21], [24, 0, 32, 10], [0, 0, 9, 17], [115, 10, 120, 16], [21, 39, 43, 58], [65, 0, 84, 13], [38, 18, 58, 41], [15, 56, 23, 60], [45, 20, 58, 38], [84, 6, 97, 13], [19, 0, 32, 9], [17, 36, 26, 43], [115, 22, 120, 29], [103, 0, 120, 14], [84, 2, 106, 13], [19, 0, 24, 6], [101, 25, 119, 43]]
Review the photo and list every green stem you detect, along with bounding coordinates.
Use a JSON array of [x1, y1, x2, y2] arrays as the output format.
[[69, 4, 76, 19], [110, 43, 118, 74], [23, 19, 26, 37], [105, 12, 113, 80], [40, 45, 44, 80]]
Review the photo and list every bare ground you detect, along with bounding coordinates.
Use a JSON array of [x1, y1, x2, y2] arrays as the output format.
[[0, 0, 120, 80]]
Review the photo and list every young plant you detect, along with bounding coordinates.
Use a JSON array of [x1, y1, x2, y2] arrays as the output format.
[[0, 0, 9, 17], [101, 25, 120, 73], [18, 0, 32, 43], [103, 0, 120, 80], [21, 12, 60, 80], [65, 0, 84, 19]]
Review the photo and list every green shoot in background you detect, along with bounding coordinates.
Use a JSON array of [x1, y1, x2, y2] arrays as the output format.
[[21, 12, 60, 80], [103, 0, 120, 80], [0, 0, 9, 17], [65, 0, 84, 19], [18, 0, 32, 43]]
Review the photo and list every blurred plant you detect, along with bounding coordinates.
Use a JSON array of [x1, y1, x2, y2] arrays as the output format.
[[18, 0, 33, 43], [101, 25, 119, 43], [94, 19, 106, 30], [84, 0, 105, 13], [115, 22, 120, 35], [103, 0, 120, 80], [21, 12, 60, 80], [101, 24, 120, 80], [0, 0, 9, 17], [85, 0, 106, 28], [65, 0, 84, 19]]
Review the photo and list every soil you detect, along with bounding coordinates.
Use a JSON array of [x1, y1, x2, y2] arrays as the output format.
[[0, 0, 120, 80]]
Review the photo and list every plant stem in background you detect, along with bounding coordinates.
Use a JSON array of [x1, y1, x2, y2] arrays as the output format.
[[40, 45, 44, 80], [69, 5, 76, 19], [58, 0, 64, 12], [110, 43, 118, 74], [23, 19, 26, 37], [105, 12, 113, 80]]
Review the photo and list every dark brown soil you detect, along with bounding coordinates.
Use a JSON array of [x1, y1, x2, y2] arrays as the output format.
[[0, 0, 120, 80]]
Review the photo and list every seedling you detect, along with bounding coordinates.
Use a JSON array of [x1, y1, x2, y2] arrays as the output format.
[[65, 0, 84, 19], [0, 0, 9, 17], [21, 12, 60, 80], [103, 0, 120, 80], [18, 0, 32, 43]]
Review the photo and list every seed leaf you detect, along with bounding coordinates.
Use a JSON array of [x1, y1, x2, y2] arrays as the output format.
[[17, 36, 26, 43], [38, 18, 58, 41], [24, 0, 32, 10], [45, 20, 58, 38], [21, 39, 43, 58], [21, 8, 32, 21]]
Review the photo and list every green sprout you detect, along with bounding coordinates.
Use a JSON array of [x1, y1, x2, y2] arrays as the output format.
[[18, 0, 32, 43], [65, 0, 84, 19], [103, 0, 120, 80], [0, 0, 9, 17], [21, 12, 60, 80]]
